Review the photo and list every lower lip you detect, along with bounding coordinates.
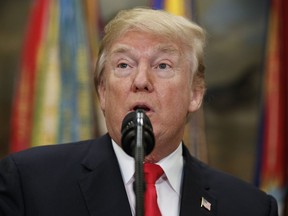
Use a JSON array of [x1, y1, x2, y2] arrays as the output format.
[[133, 109, 152, 115]]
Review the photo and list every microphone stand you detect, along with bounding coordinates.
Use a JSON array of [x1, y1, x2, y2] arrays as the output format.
[[134, 110, 145, 216]]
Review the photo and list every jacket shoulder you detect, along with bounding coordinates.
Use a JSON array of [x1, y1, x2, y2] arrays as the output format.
[[6, 134, 111, 170], [10, 139, 94, 165], [204, 164, 278, 216], [184, 151, 278, 216]]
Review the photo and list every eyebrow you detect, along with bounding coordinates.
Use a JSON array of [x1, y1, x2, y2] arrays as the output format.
[[154, 44, 180, 54], [110, 44, 131, 55], [110, 43, 180, 56]]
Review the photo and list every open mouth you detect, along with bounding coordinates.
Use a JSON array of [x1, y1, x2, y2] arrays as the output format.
[[133, 105, 151, 112]]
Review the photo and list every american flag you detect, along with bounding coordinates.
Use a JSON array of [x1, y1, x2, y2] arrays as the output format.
[[201, 197, 211, 211]]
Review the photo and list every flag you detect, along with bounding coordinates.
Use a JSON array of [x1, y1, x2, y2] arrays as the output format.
[[150, 0, 207, 161], [10, 0, 48, 152], [30, 0, 60, 146], [150, 0, 193, 18], [255, 0, 288, 214], [10, 0, 100, 152], [201, 197, 211, 211]]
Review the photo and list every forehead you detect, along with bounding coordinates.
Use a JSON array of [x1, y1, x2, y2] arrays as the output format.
[[108, 31, 183, 56]]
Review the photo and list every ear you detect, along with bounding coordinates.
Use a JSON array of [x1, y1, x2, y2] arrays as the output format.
[[97, 79, 106, 112], [188, 86, 205, 113]]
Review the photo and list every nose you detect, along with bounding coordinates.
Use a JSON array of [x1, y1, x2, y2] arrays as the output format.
[[132, 64, 153, 92]]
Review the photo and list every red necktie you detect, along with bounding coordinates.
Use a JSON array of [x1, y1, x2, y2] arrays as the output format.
[[144, 163, 164, 216]]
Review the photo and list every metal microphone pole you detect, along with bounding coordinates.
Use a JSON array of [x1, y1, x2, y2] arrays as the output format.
[[121, 109, 155, 216], [134, 110, 145, 216]]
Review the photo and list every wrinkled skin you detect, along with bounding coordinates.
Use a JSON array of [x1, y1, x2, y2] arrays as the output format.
[[98, 31, 204, 162]]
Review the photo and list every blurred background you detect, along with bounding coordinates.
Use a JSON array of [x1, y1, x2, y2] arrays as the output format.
[[0, 0, 287, 214]]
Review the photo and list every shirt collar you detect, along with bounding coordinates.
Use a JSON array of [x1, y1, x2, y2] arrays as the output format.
[[112, 140, 184, 195], [156, 143, 183, 195], [112, 140, 135, 184]]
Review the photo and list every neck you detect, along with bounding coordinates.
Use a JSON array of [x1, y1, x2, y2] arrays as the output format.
[[144, 142, 181, 163]]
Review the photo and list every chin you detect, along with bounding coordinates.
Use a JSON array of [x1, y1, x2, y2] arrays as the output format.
[[144, 151, 161, 163]]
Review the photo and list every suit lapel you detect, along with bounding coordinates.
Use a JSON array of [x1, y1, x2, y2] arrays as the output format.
[[78, 135, 218, 216], [180, 145, 217, 216], [78, 134, 132, 216]]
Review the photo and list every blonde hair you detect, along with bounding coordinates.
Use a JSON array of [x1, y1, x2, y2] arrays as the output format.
[[95, 8, 206, 91]]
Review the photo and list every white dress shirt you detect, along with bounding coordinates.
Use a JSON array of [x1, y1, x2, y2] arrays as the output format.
[[112, 140, 184, 216]]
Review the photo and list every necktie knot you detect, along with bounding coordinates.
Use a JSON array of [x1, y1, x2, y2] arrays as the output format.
[[144, 163, 164, 184]]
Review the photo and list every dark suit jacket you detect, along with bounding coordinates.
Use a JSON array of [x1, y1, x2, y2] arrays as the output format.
[[0, 134, 278, 216]]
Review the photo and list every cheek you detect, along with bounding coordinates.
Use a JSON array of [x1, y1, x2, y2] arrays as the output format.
[[104, 78, 131, 114], [160, 82, 191, 109], [99, 79, 124, 108]]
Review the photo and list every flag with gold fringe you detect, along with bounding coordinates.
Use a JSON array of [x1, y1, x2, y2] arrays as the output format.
[[150, 0, 207, 161], [255, 0, 288, 214], [151, 0, 193, 18], [10, 0, 100, 152], [10, 0, 48, 152]]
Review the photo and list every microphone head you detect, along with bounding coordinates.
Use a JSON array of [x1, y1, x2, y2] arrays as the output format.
[[121, 109, 155, 157]]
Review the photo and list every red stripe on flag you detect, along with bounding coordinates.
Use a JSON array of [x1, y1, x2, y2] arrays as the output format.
[[10, 0, 47, 152], [260, 0, 288, 199]]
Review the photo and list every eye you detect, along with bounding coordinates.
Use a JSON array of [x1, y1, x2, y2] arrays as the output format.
[[117, 63, 129, 69], [158, 63, 170, 69], [113, 61, 134, 77], [153, 62, 175, 78]]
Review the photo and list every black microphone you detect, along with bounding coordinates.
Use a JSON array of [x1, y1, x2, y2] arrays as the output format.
[[121, 109, 155, 157], [121, 109, 154, 216]]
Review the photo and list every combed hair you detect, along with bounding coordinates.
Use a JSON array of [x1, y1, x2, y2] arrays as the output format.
[[95, 8, 206, 92]]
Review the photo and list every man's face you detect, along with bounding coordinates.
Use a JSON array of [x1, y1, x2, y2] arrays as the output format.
[[98, 31, 203, 161]]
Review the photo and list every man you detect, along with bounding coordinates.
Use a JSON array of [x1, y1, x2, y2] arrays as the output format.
[[0, 8, 278, 216]]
